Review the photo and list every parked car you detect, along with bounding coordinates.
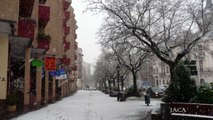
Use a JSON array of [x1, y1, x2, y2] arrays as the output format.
[[109, 90, 118, 97], [146, 87, 165, 98], [158, 85, 168, 92], [103, 89, 110, 94], [137, 80, 152, 91]]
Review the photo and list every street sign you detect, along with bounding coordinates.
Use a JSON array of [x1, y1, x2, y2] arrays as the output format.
[[45, 56, 56, 71], [49, 71, 56, 76], [50, 69, 66, 76]]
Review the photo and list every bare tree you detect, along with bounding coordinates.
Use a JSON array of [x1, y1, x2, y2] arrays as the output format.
[[109, 41, 149, 94], [88, 0, 213, 82], [93, 51, 120, 90]]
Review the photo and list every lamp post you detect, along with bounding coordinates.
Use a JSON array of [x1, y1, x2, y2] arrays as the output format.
[[109, 77, 112, 92], [116, 65, 120, 101], [121, 75, 124, 91]]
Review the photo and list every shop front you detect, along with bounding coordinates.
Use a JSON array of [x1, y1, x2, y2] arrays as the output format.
[[9, 36, 31, 112], [0, 20, 16, 118]]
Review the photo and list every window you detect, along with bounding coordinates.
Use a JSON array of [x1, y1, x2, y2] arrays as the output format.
[[166, 66, 169, 73], [198, 44, 203, 56]]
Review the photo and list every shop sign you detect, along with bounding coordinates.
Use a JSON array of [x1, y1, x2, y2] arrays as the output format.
[[49, 71, 56, 76], [50, 69, 66, 77], [56, 74, 67, 80], [170, 107, 186, 113], [55, 69, 67, 79], [59, 69, 65, 75], [31, 59, 43, 66], [45, 56, 56, 71]]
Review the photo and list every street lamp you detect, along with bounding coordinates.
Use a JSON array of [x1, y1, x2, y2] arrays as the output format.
[[109, 76, 112, 92], [116, 65, 120, 101]]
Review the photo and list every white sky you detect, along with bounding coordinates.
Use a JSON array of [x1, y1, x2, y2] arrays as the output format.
[[72, 0, 102, 64]]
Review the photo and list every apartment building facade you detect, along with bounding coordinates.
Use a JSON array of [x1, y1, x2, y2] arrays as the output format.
[[76, 48, 84, 89], [0, 0, 80, 118], [152, 41, 213, 87]]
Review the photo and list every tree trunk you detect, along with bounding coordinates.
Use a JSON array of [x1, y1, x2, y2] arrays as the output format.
[[113, 78, 116, 90], [132, 71, 138, 93], [121, 78, 124, 91], [169, 61, 179, 83], [108, 80, 111, 91]]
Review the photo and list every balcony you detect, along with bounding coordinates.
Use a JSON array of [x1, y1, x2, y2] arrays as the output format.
[[64, 26, 70, 36], [63, 36, 66, 42], [18, 18, 36, 40], [74, 33, 77, 39], [19, 0, 35, 18], [64, 41, 70, 52], [72, 66, 77, 71], [39, 4, 50, 28], [65, 58, 71, 65], [37, 40, 50, 51], [64, 11, 70, 23], [75, 54, 77, 60], [39, 0, 46, 4], [36, 32, 51, 51], [60, 55, 71, 65], [64, 0, 71, 11], [75, 43, 78, 50]]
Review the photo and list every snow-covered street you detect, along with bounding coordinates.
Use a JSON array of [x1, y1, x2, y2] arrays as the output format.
[[12, 90, 161, 120]]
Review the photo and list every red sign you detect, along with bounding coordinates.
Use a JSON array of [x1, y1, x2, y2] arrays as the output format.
[[45, 56, 56, 71]]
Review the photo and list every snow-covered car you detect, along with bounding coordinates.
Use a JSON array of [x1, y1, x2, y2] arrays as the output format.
[[158, 85, 168, 92]]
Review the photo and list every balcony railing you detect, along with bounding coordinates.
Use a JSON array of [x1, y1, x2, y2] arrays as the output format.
[[37, 40, 50, 51], [64, 26, 70, 36], [72, 66, 77, 71], [64, 41, 70, 52], [39, 0, 46, 4], [18, 18, 36, 40], [19, 0, 35, 18], [60, 55, 71, 65], [65, 58, 71, 65], [39, 4, 50, 28], [75, 43, 78, 50], [64, 11, 70, 23], [75, 54, 77, 60], [64, 0, 71, 11], [74, 33, 77, 39], [63, 37, 66, 42]]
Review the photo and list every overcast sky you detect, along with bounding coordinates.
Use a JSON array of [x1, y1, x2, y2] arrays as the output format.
[[72, 0, 102, 64]]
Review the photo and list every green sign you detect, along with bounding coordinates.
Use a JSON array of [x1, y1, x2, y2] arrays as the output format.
[[31, 60, 43, 66]]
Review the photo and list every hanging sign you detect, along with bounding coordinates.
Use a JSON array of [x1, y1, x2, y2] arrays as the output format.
[[31, 59, 43, 66], [45, 56, 56, 71], [56, 69, 67, 79], [59, 69, 65, 75], [56, 74, 67, 80], [49, 71, 56, 76]]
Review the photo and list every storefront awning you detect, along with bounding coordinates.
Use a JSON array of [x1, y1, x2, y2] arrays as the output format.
[[10, 36, 31, 61], [31, 48, 46, 58], [0, 20, 15, 34]]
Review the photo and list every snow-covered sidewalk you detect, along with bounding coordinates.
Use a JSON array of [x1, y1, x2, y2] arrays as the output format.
[[12, 90, 161, 120]]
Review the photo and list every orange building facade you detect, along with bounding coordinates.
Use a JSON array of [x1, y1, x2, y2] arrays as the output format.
[[0, 0, 79, 118]]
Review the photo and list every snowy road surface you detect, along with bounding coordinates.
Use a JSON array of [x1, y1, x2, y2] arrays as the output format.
[[12, 90, 160, 120]]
